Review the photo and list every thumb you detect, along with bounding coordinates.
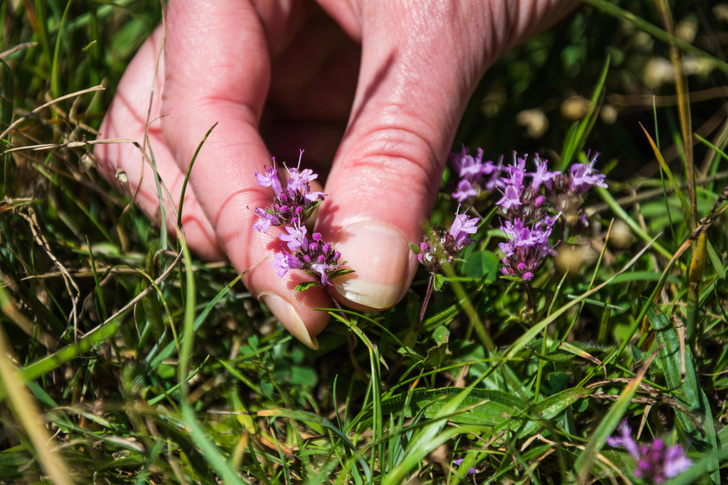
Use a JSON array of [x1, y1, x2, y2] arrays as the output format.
[[316, 4, 491, 311]]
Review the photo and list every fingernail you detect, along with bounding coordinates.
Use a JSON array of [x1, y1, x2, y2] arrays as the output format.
[[333, 223, 410, 310], [259, 293, 319, 350]]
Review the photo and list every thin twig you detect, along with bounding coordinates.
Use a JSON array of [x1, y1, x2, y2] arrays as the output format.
[[80, 250, 183, 339], [0, 85, 105, 141]]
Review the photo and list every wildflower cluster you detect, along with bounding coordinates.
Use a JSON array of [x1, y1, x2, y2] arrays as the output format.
[[450, 149, 606, 282], [498, 217, 558, 282], [252, 151, 325, 233], [449, 146, 501, 202], [411, 205, 479, 274], [607, 420, 692, 483], [253, 151, 351, 288]]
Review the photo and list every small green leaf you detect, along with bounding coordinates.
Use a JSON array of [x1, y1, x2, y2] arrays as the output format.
[[463, 250, 500, 285], [409, 242, 421, 254], [329, 268, 355, 280], [541, 371, 569, 395], [301, 199, 321, 222], [433, 273, 446, 291], [433, 325, 450, 346], [295, 281, 322, 292], [422, 344, 452, 369]]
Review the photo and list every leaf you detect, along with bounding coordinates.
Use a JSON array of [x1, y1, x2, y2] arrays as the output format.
[[560, 55, 610, 169], [381, 387, 588, 437], [273, 362, 318, 387], [295, 281, 322, 292], [329, 268, 355, 280], [649, 306, 697, 434], [432, 325, 450, 346], [422, 343, 451, 369], [301, 199, 322, 222], [541, 372, 569, 395], [463, 250, 499, 285], [433, 273, 446, 291]]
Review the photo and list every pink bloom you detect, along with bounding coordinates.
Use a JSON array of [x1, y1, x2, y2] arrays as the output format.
[[252, 208, 280, 233], [496, 184, 523, 211], [271, 251, 303, 277], [449, 206, 479, 250], [528, 156, 560, 190], [607, 420, 691, 483], [255, 163, 283, 196], [279, 224, 308, 252]]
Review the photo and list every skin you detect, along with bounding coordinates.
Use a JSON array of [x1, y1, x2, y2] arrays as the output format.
[[95, 0, 574, 349]]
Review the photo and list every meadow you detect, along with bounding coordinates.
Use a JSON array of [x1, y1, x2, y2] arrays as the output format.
[[1, 0, 728, 483]]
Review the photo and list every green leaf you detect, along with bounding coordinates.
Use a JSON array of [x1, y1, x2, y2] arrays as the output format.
[[382, 386, 480, 485], [295, 281, 322, 292], [178, 123, 218, 229], [301, 199, 322, 222], [541, 371, 569, 395], [382, 387, 587, 437], [329, 268, 355, 280], [463, 250, 499, 285], [433, 273, 446, 291], [422, 343, 451, 369], [432, 325, 450, 346]]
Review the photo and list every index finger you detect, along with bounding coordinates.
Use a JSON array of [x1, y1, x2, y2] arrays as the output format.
[[161, 0, 332, 348]]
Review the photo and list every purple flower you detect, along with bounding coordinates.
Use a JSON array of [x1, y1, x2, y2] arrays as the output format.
[[496, 154, 532, 212], [607, 420, 692, 483], [252, 208, 280, 233], [452, 458, 476, 475], [499, 217, 557, 281], [415, 207, 480, 274], [272, 251, 303, 277], [501, 153, 527, 187], [496, 184, 523, 211], [255, 163, 283, 196], [311, 262, 336, 285], [305, 191, 326, 202], [251, 151, 327, 231], [448, 146, 499, 201], [662, 444, 693, 479], [449, 206, 479, 250], [569, 152, 607, 194], [448, 148, 605, 284], [606, 420, 640, 459], [450, 146, 480, 179], [528, 156, 560, 191], [253, 151, 347, 289], [286, 167, 317, 193], [279, 224, 308, 252], [452, 178, 478, 202], [484, 156, 503, 191]]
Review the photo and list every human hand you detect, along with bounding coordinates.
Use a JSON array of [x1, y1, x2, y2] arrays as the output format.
[[95, 0, 574, 349]]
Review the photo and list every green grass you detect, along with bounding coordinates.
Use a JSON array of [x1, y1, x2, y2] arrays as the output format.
[[2, 0, 728, 483]]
